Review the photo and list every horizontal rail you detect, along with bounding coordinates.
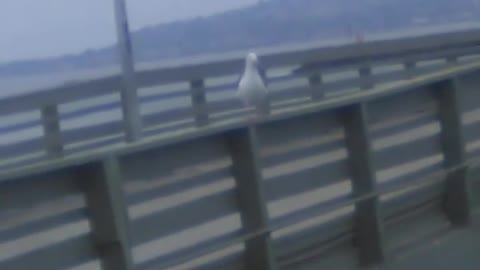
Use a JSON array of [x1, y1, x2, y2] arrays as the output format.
[[1, 28, 480, 171], [3, 59, 480, 180], [0, 65, 444, 161], [0, 60, 475, 167]]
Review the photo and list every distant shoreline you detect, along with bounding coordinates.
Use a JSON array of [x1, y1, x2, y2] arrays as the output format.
[[1, 0, 479, 78]]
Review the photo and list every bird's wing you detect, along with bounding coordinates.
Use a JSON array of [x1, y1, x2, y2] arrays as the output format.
[[235, 72, 244, 88]]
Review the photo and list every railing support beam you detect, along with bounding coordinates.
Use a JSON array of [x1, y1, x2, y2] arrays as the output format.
[[340, 102, 385, 266], [359, 66, 374, 90], [226, 127, 277, 270], [41, 104, 64, 158], [79, 157, 133, 270], [446, 56, 458, 65], [190, 79, 209, 126], [404, 61, 417, 79], [435, 79, 471, 226], [308, 73, 324, 100]]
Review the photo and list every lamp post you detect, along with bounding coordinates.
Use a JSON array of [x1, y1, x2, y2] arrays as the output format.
[[113, 0, 142, 142]]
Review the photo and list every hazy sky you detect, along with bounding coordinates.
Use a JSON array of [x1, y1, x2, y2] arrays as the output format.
[[0, 0, 257, 64]]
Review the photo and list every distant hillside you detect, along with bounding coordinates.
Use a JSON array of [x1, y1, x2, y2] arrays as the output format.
[[1, 0, 479, 77]]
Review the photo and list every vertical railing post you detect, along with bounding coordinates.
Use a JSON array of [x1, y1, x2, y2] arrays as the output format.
[[340, 103, 385, 266], [190, 79, 209, 126], [41, 104, 63, 158], [79, 157, 133, 270], [226, 127, 277, 270], [435, 79, 471, 226], [446, 56, 458, 65], [404, 61, 416, 79], [308, 73, 324, 100], [359, 65, 374, 90], [114, 0, 142, 142]]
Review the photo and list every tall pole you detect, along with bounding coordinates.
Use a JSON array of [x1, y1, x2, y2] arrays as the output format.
[[114, 0, 142, 142]]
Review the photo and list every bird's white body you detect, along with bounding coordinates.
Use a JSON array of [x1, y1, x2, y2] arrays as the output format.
[[236, 52, 270, 116], [237, 68, 267, 106]]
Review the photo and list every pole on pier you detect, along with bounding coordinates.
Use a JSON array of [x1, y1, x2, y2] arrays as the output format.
[[114, 0, 142, 142]]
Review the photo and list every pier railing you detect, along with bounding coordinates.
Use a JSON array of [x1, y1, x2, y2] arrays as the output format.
[[1, 28, 480, 270], [2, 28, 480, 169]]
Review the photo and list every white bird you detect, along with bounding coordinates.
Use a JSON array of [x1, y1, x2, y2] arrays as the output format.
[[236, 52, 270, 118]]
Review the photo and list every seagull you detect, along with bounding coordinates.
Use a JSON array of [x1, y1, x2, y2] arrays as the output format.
[[236, 52, 270, 118]]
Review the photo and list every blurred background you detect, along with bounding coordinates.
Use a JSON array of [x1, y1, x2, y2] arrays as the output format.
[[2, 0, 480, 90]]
